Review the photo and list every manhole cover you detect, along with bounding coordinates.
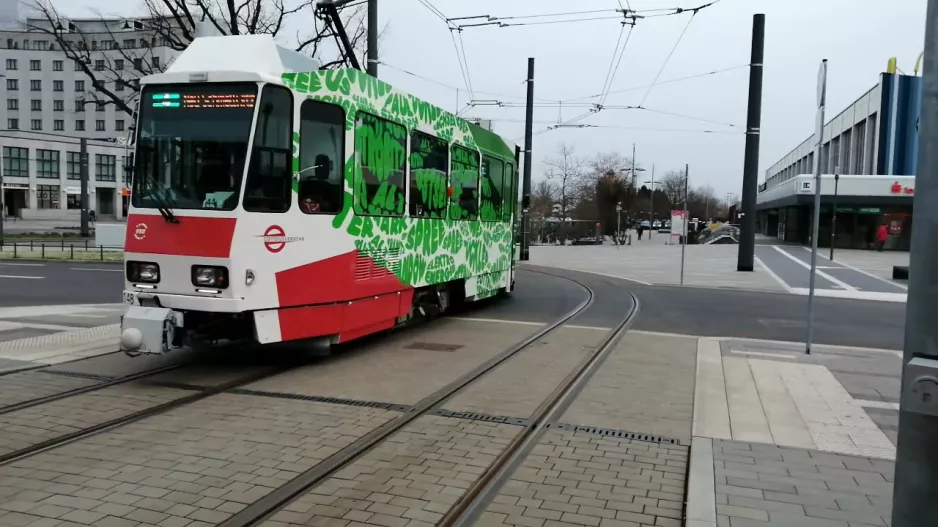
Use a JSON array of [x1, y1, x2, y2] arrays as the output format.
[[405, 342, 464, 352]]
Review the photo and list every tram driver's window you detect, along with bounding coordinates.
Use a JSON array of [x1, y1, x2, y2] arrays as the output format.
[[243, 84, 293, 213], [298, 100, 345, 214]]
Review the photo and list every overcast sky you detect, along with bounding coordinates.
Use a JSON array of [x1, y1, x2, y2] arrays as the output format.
[[57, 0, 928, 197]]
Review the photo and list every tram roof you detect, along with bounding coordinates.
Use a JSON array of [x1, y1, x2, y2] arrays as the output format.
[[164, 34, 322, 78]]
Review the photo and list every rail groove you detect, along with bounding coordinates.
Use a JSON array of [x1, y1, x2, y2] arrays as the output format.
[[219, 273, 639, 527]]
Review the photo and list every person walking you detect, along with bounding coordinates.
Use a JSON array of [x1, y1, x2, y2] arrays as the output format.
[[876, 223, 888, 252]]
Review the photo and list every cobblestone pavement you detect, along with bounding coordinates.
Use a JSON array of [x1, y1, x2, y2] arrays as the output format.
[[711, 439, 893, 527], [443, 327, 606, 418], [0, 370, 101, 408], [243, 319, 541, 406], [479, 429, 687, 527], [0, 393, 398, 527], [0, 383, 188, 457], [561, 331, 698, 443], [260, 414, 519, 527]]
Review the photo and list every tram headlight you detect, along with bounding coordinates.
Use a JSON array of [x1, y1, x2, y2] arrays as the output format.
[[127, 261, 160, 283], [191, 265, 229, 289]]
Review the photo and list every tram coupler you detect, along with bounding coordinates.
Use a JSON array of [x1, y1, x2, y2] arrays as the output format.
[[120, 306, 185, 356]]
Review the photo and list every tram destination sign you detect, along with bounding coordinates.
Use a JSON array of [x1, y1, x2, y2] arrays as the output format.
[[151, 90, 256, 109]]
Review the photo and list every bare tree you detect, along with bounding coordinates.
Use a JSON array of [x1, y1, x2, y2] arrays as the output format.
[[544, 142, 585, 243], [659, 170, 688, 209], [27, 0, 371, 117]]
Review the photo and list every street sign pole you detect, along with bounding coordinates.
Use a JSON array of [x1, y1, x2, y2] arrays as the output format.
[[616, 202, 622, 249], [680, 164, 689, 286], [805, 59, 828, 355], [830, 172, 840, 261]]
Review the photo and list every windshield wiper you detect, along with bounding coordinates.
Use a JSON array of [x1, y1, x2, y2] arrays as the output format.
[[142, 176, 180, 224]]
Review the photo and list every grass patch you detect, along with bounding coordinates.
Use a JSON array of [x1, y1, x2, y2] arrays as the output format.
[[0, 250, 123, 261], [1, 231, 85, 239]]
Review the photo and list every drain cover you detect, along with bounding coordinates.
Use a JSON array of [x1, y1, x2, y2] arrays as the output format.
[[405, 341, 464, 352]]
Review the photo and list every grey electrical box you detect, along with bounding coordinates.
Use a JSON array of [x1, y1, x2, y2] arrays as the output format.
[[903, 357, 938, 416]]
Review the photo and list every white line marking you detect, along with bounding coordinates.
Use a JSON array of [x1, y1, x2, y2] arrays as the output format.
[[60, 313, 108, 319], [789, 287, 906, 303], [729, 349, 797, 360], [857, 400, 900, 410], [755, 255, 792, 293], [802, 246, 909, 291], [629, 330, 903, 356], [446, 317, 543, 326], [0, 262, 45, 267], [71, 267, 123, 273], [564, 324, 613, 331], [772, 246, 857, 291], [0, 275, 44, 280]]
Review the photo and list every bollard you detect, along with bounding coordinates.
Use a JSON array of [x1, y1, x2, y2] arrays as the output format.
[[99, 246, 104, 260], [13, 243, 17, 259], [30, 240, 33, 250], [70, 245, 74, 259], [41, 244, 45, 259]]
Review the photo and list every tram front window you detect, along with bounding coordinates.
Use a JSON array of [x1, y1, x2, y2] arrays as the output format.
[[132, 83, 258, 211]]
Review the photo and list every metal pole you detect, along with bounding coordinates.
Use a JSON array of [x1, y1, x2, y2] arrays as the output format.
[[616, 205, 621, 249], [80, 138, 90, 238], [680, 164, 689, 285], [0, 152, 5, 242], [893, 1, 938, 523], [830, 172, 839, 260], [649, 164, 655, 239], [737, 13, 765, 272], [806, 59, 828, 355], [520, 57, 534, 261], [366, 0, 378, 77]]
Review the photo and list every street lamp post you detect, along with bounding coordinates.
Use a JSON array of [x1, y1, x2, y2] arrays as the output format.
[[830, 172, 840, 261]]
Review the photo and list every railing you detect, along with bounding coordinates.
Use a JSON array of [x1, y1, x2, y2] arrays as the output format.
[[0, 239, 123, 261]]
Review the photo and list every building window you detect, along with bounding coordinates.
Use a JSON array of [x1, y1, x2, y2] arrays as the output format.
[[95, 154, 116, 181], [450, 145, 480, 220], [352, 112, 406, 217], [854, 121, 866, 175], [36, 184, 60, 209], [75, 80, 84, 92], [5, 58, 16, 70], [6, 79, 17, 90], [96, 101, 105, 112], [36, 149, 60, 179], [96, 119, 105, 131], [31, 119, 41, 130], [114, 80, 124, 92], [101, 40, 113, 50], [408, 131, 448, 219], [75, 119, 85, 131], [67, 152, 81, 180], [30, 99, 41, 111], [115, 120, 124, 131], [133, 58, 142, 70], [30, 79, 40, 91], [7, 99, 17, 110], [152, 56, 160, 69], [29, 59, 40, 71], [53, 80, 63, 92], [6, 119, 17, 129], [53, 60, 63, 71], [94, 59, 104, 71], [2, 146, 29, 177], [53, 119, 64, 131], [115, 59, 124, 70], [53, 99, 64, 111], [123, 39, 135, 49], [75, 99, 84, 112], [74, 60, 82, 71]]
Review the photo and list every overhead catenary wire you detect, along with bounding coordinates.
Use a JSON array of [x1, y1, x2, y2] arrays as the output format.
[[639, 9, 697, 106], [600, 21, 635, 105]]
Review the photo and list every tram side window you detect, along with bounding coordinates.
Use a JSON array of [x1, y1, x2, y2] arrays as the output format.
[[502, 162, 516, 222], [354, 112, 406, 217], [480, 155, 504, 222], [243, 84, 293, 213], [298, 100, 345, 214], [449, 146, 479, 220], [409, 131, 448, 218]]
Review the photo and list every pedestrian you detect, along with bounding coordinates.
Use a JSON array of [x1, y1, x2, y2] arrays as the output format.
[[637, 224, 644, 240], [876, 223, 888, 252]]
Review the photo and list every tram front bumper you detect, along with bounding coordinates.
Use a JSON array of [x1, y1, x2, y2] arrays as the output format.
[[120, 305, 185, 355]]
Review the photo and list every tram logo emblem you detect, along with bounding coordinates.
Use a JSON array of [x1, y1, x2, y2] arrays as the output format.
[[133, 223, 148, 240], [259, 225, 304, 253]]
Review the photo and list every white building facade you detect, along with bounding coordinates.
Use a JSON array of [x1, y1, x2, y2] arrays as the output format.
[[0, 14, 181, 141], [2, 130, 130, 220]]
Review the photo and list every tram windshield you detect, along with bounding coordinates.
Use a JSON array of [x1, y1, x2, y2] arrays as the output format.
[[131, 83, 258, 211]]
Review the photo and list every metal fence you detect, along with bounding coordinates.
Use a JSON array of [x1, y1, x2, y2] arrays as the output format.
[[0, 239, 123, 261]]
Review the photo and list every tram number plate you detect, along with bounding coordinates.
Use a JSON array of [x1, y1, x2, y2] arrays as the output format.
[[122, 291, 136, 305]]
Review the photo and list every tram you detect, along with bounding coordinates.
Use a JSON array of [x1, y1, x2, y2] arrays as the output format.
[[119, 34, 521, 356]]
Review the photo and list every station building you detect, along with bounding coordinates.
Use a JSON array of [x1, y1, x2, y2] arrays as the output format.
[[756, 66, 921, 251]]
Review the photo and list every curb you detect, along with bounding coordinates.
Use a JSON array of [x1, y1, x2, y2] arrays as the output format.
[[685, 436, 717, 527]]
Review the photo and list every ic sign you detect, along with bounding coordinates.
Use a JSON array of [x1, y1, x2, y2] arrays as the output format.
[[796, 180, 813, 194]]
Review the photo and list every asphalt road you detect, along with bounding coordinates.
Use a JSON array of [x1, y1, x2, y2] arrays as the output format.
[[521, 265, 906, 350], [0, 260, 123, 307]]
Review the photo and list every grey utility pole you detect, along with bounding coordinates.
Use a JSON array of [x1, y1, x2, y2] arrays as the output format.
[[892, 1, 938, 523], [80, 138, 90, 238], [736, 13, 765, 271], [520, 57, 534, 261], [805, 59, 828, 356], [0, 155, 5, 242], [367, 0, 378, 77]]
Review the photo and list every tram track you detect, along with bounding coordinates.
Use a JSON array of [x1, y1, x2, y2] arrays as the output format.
[[217, 272, 641, 527]]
